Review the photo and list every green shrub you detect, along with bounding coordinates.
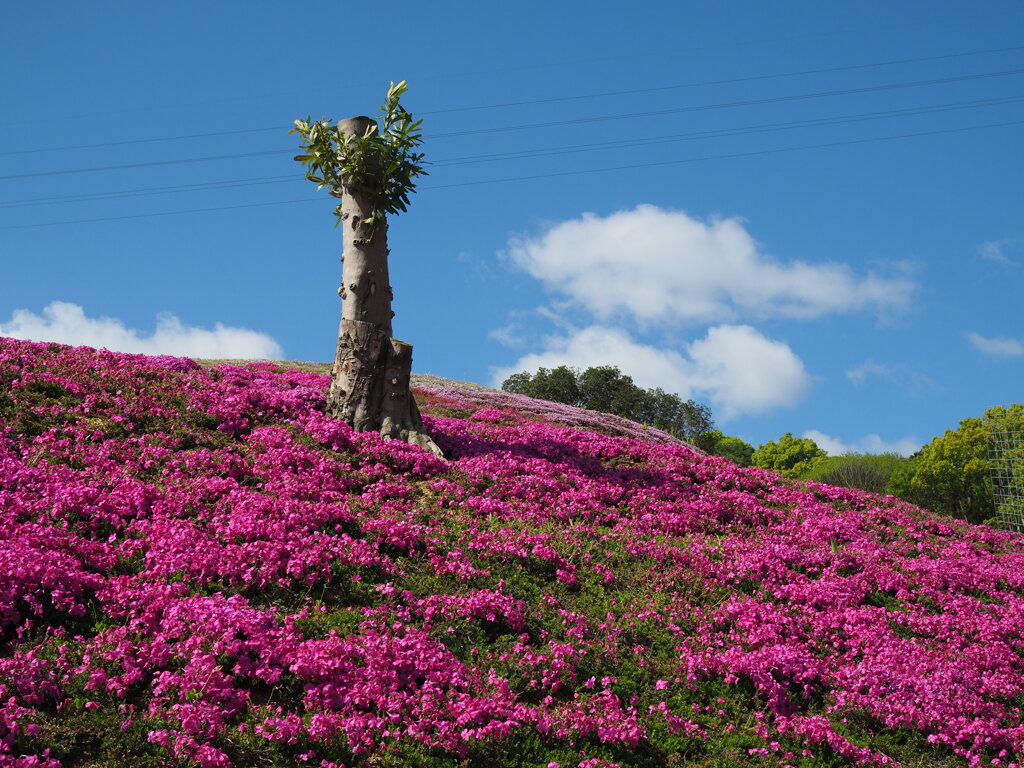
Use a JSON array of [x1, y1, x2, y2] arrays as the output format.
[[798, 453, 910, 494], [752, 433, 826, 477], [693, 429, 755, 466]]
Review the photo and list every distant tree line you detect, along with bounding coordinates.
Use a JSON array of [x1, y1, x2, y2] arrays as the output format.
[[738, 405, 1024, 527], [501, 365, 713, 441], [505, 365, 1024, 529]]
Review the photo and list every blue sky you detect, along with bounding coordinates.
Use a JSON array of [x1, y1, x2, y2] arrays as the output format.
[[1, 1, 1022, 454]]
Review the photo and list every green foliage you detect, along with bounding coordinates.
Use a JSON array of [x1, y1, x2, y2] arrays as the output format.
[[985, 404, 1024, 529], [291, 80, 426, 228], [984, 403, 1024, 426], [501, 365, 713, 440], [884, 452, 919, 501], [690, 429, 719, 455], [499, 371, 534, 397], [636, 387, 713, 440], [752, 432, 826, 478], [878, 404, 1024, 526], [797, 452, 910, 494], [890, 417, 991, 524], [511, 365, 582, 406], [693, 429, 756, 466], [577, 365, 642, 416]]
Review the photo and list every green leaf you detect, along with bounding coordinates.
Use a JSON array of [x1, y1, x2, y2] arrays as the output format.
[[293, 82, 425, 229]]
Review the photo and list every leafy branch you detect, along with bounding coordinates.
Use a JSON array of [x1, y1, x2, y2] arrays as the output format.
[[290, 80, 427, 229]]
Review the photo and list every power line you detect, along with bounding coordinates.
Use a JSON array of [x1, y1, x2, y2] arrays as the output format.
[[0, 175, 294, 209], [1, 44, 1021, 158], [2, 94, 1018, 209], [3, 67, 1022, 182], [421, 44, 1024, 115], [434, 95, 1024, 166], [0, 198, 316, 230], [425, 119, 1024, 189], [0, 149, 285, 182], [3, 7, 1017, 130], [0, 126, 292, 158], [429, 68, 1024, 138], [2, 118, 1019, 231]]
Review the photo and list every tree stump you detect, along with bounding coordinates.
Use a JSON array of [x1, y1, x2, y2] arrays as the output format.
[[324, 116, 443, 458]]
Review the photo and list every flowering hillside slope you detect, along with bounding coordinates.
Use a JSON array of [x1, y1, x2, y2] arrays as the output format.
[[3, 338, 1024, 768]]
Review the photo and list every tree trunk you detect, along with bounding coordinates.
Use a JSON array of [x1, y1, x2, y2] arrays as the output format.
[[325, 116, 443, 458]]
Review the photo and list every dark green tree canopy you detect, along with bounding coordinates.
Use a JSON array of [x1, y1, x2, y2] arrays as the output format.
[[502, 365, 713, 441]]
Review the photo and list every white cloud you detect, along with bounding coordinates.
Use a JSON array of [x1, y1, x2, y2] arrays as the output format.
[[967, 332, 1024, 359], [505, 205, 914, 325], [802, 429, 921, 457], [491, 325, 689, 394], [687, 325, 811, 419], [846, 361, 890, 385], [0, 301, 283, 359], [488, 323, 525, 348], [977, 239, 1016, 265], [491, 324, 810, 420], [846, 360, 939, 393]]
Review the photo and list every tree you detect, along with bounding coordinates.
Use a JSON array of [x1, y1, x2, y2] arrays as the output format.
[[501, 365, 713, 443], [292, 82, 442, 457], [500, 372, 535, 397], [894, 417, 991, 524], [715, 435, 756, 466], [985, 404, 1024, 530], [752, 432, 826, 477], [694, 429, 755, 466], [530, 366, 582, 406], [676, 396, 713, 441], [884, 452, 920, 502], [501, 366, 581, 405], [882, 404, 1024, 527], [635, 388, 714, 441], [578, 366, 642, 417]]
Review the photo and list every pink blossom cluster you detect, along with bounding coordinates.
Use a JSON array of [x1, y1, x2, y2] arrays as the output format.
[[2, 336, 1024, 767], [416, 386, 690, 447]]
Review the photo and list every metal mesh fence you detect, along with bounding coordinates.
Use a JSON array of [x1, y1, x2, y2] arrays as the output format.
[[988, 418, 1024, 533]]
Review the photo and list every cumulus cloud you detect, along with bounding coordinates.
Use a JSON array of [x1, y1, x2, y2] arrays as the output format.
[[802, 429, 921, 457], [491, 324, 810, 420], [0, 301, 283, 359], [686, 325, 811, 418], [505, 205, 914, 325], [491, 325, 689, 394], [967, 332, 1024, 359]]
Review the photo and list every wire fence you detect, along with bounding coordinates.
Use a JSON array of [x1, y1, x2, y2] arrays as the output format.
[[987, 417, 1024, 533]]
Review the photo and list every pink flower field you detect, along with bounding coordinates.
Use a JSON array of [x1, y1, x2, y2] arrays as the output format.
[[3, 336, 1024, 768]]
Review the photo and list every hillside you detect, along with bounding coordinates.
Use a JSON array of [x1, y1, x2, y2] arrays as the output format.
[[3, 337, 1024, 768]]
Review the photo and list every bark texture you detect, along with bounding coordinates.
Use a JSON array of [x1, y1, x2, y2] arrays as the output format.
[[325, 116, 443, 458]]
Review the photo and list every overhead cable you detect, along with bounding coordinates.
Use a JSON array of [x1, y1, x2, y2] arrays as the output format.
[[0, 44, 1021, 157], [3, 117, 1020, 231], [2, 67, 1022, 181], [2, 94, 1019, 208]]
